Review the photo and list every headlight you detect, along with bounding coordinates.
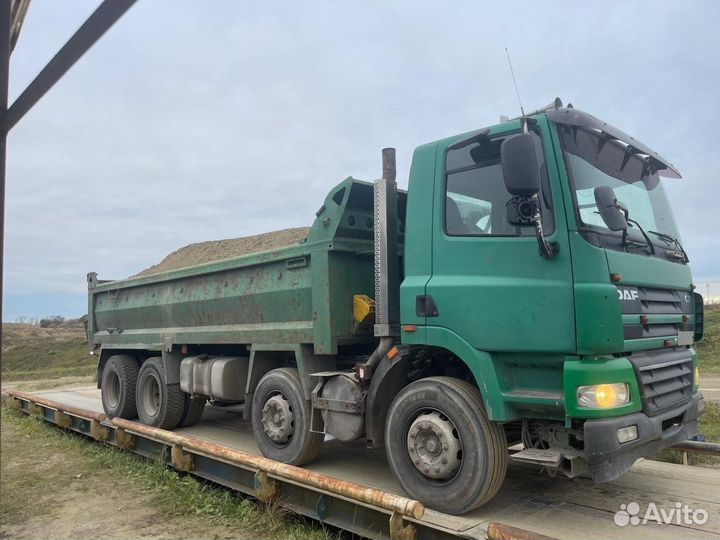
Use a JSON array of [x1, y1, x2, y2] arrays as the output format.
[[694, 366, 700, 391], [577, 383, 630, 409]]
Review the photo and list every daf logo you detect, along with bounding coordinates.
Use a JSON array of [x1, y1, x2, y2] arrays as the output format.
[[618, 289, 639, 301]]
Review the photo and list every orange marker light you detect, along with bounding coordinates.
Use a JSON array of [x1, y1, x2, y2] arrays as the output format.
[[402, 325, 417, 333]]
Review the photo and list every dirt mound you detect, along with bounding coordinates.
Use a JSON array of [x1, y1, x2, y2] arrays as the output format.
[[133, 227, 310, 278]]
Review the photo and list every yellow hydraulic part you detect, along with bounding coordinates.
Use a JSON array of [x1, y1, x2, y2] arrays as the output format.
[[353, 294, 375, 324]]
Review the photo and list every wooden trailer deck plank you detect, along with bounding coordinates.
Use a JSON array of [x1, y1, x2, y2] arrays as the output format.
[[23, 388, 720, 539]]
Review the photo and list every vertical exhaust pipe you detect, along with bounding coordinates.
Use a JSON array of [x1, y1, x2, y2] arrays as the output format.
[[382, 147, 396, 183], [374, 148, 400, 338]]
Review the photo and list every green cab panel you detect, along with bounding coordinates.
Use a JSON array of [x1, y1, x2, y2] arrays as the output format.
[[604, 248, 693, 290], [424, 118, 576, 354], [400, 141, 438, 336]]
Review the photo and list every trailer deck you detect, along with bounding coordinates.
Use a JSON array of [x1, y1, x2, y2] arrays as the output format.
[[6, 386, 720, 540]]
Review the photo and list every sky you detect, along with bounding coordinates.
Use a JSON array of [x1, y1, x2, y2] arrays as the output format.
[[3, 0, 720, 320]]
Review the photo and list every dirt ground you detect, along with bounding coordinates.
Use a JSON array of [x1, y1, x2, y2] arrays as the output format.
[[134, 227, 310, 277]]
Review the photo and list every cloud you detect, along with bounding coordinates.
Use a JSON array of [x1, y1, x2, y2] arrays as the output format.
[[3, 0, 720, 319]]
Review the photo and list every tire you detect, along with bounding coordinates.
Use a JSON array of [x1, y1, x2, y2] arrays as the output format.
[[251, 367, 323, 466], [384, 377, 507, 514], [135, 357, 184, 429], [177, 394, 206, 428], [101, 355, 139, 419]]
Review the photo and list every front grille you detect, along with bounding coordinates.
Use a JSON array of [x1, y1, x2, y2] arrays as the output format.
[[617, 286, 694, 340], [629, 349, 693, 416]]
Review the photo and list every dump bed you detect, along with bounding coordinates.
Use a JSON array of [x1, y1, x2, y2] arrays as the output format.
[[87, 178, 405, 355]]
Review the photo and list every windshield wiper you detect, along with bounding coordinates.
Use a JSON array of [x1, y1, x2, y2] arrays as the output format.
[[648, 230, 689, 263], [592, 206, 654, 256], [624, 218, 655, 256], [608, 202, 655, 256]]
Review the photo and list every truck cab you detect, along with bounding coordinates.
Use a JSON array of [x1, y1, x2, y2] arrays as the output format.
[[391, 103, 704, 504]]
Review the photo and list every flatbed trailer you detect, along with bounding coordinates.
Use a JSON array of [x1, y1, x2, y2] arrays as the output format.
[[6, 387, 720, 540]]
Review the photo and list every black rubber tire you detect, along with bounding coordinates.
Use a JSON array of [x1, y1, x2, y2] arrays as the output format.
[[177, 394, 206, 428], [100, 355, 139, 419], [384, 377, 508, 514], [135, 357, 184, 430], [251, 367, 323, 466]]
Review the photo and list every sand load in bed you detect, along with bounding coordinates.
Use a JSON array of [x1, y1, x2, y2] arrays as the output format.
[[133, 227, 311, 277]]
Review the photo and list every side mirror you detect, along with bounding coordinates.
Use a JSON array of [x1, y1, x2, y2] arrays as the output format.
[[594, 185, 628, 231], [501, 133, 542, 196]]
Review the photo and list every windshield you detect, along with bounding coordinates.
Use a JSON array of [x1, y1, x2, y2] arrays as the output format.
[[559, 126, 681, 243]]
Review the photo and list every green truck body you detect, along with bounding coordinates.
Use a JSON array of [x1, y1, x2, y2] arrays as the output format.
[[88, 102, 705, 514]]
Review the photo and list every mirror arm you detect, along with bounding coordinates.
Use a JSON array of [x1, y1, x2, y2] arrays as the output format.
[[531, 195, 559, 260], [616, 202, 629, 245]]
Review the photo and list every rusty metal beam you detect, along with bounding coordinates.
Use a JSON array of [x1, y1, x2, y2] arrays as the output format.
[[6, 388, 107, 422], [670, 440, 720, 457], [0, 0, 137, 133], [7, 388, 425, 520], [9, 388, 565, 539], [487, 522, 558, 540], [112, 416, 425, 519]]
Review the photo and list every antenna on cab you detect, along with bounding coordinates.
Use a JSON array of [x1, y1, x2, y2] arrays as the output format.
[[505, 48, 528, 133]]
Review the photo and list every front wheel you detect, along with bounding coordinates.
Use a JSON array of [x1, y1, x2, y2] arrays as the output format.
[[251, 368, 323, 466], [384, 377, 507, 514]]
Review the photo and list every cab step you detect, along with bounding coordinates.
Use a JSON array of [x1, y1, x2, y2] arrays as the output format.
[[510, 448, 563, 468]]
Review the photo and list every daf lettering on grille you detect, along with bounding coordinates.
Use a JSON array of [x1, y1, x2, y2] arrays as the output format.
[[618, 289, 639, 301]]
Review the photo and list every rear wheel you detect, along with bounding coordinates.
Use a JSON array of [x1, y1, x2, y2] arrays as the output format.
[[177, 394, 206, 428], [384, 377, 507, 514], [251, 367, 323, 465], [101, 355, 139, 419], [136, 357, 184, 429]]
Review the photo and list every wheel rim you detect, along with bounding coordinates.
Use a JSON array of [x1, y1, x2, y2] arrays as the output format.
[[261, 392, 294, 445], [106, 370, 121, 408], [406, 410, 463, 481], [140, 373, 161, 417]]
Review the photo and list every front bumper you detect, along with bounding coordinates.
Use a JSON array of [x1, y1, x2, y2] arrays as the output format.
[[583, 392, 704, 482]]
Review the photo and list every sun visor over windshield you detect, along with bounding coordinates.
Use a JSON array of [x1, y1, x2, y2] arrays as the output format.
[[547, 108, 681, 179]]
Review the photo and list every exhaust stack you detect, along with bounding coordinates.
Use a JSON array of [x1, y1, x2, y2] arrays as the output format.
[[373, 148, 400, 337]]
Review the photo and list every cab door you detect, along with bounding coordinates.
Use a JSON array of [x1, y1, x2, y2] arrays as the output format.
[[425, 120, 575, 353]]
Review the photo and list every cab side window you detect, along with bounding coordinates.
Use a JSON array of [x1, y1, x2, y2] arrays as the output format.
[[445, 134, 554, 236]]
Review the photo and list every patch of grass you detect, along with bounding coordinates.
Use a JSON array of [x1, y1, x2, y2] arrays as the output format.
[[1, 322, 95, 381], [700, 399, 720, 442], [3, 365, 97, 381], [696, 304, 720, 375], [1, 406, 332, 539]]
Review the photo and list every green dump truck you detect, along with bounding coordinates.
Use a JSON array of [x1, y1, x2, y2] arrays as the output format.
[[87, 99, 705, 514]]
